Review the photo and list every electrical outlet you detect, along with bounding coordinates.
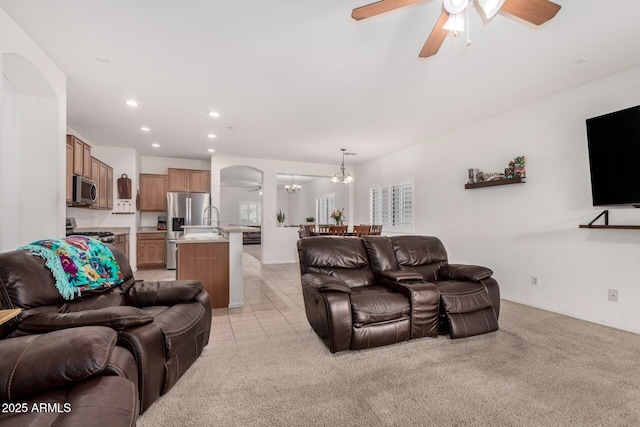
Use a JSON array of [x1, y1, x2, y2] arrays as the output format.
[[608, 289, 618, 302], [531, 276, 539, 287]]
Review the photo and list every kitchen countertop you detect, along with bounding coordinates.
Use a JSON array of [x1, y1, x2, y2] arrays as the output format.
[[176, 234, 228, 244], [73, 227, 131, 236], [137, 227, 167, 234]]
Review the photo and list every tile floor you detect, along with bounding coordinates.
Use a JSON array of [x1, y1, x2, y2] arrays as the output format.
[[133, 249, 311, 348]]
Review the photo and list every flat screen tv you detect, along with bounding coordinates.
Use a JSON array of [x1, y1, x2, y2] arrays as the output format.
[[586, 104, 640, 207]]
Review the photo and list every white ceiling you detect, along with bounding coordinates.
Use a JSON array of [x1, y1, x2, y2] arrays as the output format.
[[2, 1, 640, 165]]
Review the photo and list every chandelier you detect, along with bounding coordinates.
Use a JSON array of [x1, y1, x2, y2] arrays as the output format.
[[284, 175, 301, 194], [331, 148, 355, 184]]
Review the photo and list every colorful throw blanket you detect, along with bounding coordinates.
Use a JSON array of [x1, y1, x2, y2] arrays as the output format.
[[18, 236, 124, 300]]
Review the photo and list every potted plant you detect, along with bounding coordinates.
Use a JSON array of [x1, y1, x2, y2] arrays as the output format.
[[276, 209, 285, 227], [305, 216, 315, 224]]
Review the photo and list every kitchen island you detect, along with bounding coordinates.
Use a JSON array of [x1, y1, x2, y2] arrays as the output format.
[[176, 226, 255, 309]]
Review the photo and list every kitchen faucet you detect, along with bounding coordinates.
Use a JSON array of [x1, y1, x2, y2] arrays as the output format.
[[203, 205, 220, 232]]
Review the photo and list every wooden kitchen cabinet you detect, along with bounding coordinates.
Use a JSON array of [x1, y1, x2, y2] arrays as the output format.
[[68, 135, 92, 178], [107, 166, 113, 209], [177, 241, 229, 308], [137, 232, 166, 269], [99, 162, 108, 208], [66, 141, 73, 205], [114, 233, 130, 260], [167, 168, 188, 192], [188, 170, 210, 193], [139, 174, 168, 211], [168, 168, 210, 193]]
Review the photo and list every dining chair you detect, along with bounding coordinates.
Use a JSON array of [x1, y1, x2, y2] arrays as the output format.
[[369, 224, 383, 235], [299, 224, 315, 238], [318, 224, 331, 234], [352, 225, 371, 237], [328, 225, 348, 236]]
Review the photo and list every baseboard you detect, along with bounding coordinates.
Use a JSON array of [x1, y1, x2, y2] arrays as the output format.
[[503, 297, 640, 336]]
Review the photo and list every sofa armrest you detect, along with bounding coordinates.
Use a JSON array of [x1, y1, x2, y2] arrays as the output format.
[[439, 264, 493, 281], [124, 280, 204, 307], [18, 306, 153, 333], [301, 273, 351, 294], [379, 270, 424, 282], [0, 326, 117, 401], [378, 279, 440, 339]]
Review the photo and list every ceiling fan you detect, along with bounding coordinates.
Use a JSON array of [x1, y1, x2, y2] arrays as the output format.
[[351, 0, 561, 58]]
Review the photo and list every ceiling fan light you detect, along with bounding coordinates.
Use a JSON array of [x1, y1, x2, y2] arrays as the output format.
[[331, 175, 340, 183], [443, 0, 469, 14], [443, 12, 465, 32], [478, 0, 505, 19]]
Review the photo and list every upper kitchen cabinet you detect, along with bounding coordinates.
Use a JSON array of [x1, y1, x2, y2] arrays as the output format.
[[139, 173, 167, 211], [168, 168, 210, 193], [66, 140, 73, 204], [68, 135, 92, 178]]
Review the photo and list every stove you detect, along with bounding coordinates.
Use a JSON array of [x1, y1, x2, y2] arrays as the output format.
[[65, 218, 116, 244]]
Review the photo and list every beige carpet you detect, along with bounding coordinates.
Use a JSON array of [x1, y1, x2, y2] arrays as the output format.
[[138, 301, 640, 426]]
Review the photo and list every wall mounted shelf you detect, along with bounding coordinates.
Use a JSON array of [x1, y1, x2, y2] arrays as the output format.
[[112, 212, 135, 215], [579, 225, 640, 230], [579, 209, 640, 230], [465, 177, 525, 189]]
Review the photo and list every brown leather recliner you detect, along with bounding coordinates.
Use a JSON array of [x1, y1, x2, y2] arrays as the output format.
[[297, 237, 426, 353], [298, 235, 500, 353], [0, 326, 139, 427], [0, 244, 212, 413], [363, 235, 500, 339]]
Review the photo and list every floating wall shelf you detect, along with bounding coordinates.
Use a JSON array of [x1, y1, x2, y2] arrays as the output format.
[[579, 209, 640, 230], [465, 177, 525, 189]]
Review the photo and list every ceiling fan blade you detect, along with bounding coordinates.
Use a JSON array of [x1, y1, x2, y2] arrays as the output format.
[[500, 0, 561, 25], [352, 0, 424, 20], [419, 9, 449, 58]]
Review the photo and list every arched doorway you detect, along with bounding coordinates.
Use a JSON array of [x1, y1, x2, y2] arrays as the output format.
[[220, 165, 264, 260], [1, 53, 61, 250]]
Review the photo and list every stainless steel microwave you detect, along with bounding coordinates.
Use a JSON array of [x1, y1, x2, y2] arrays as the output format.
[[72, 175, 97, 205]]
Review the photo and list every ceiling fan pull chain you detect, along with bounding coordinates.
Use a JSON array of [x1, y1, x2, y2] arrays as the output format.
[[465, 6, 471, 46]]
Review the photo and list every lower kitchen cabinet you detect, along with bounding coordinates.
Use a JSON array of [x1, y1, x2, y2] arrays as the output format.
[[113, 233, 130, 260], [137, 232, 166, 269], [177, 241, 229, 308]]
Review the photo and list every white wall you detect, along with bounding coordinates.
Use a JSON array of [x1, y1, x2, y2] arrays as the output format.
[[354, 64, 640, 335], [287, 176, 349, 225], [0, 7, 66, 250], [212, 156, 351, 264]]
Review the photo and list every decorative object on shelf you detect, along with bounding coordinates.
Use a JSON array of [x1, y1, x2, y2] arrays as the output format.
[[330, 208, 346, 225], [276, 209, 285, 226], [468, 168, 480, 184], [468, 155, 526, 186], [117, 174, 132, 199], [284, 175, 301, 194], [514, 156, 526, 178], [305, 216, 315, 223], [331, 148, 356, 184]]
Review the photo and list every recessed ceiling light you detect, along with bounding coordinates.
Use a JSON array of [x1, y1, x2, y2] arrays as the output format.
[[125, 100, 139, 107], [207, 134, 217, 139], [152, 143, 160, 148], [208, 111, 220, 118], [208, 149, 215, 153], [140, 127, 151, 132]]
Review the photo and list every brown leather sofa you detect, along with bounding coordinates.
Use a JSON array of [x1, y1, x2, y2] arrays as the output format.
[[0, 326, 139, 426], [0, 244, 212, 413], [297, 235, 499, 353]]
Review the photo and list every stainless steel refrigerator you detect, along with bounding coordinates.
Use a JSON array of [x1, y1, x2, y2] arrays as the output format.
[[166, 192, 211, 269]]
